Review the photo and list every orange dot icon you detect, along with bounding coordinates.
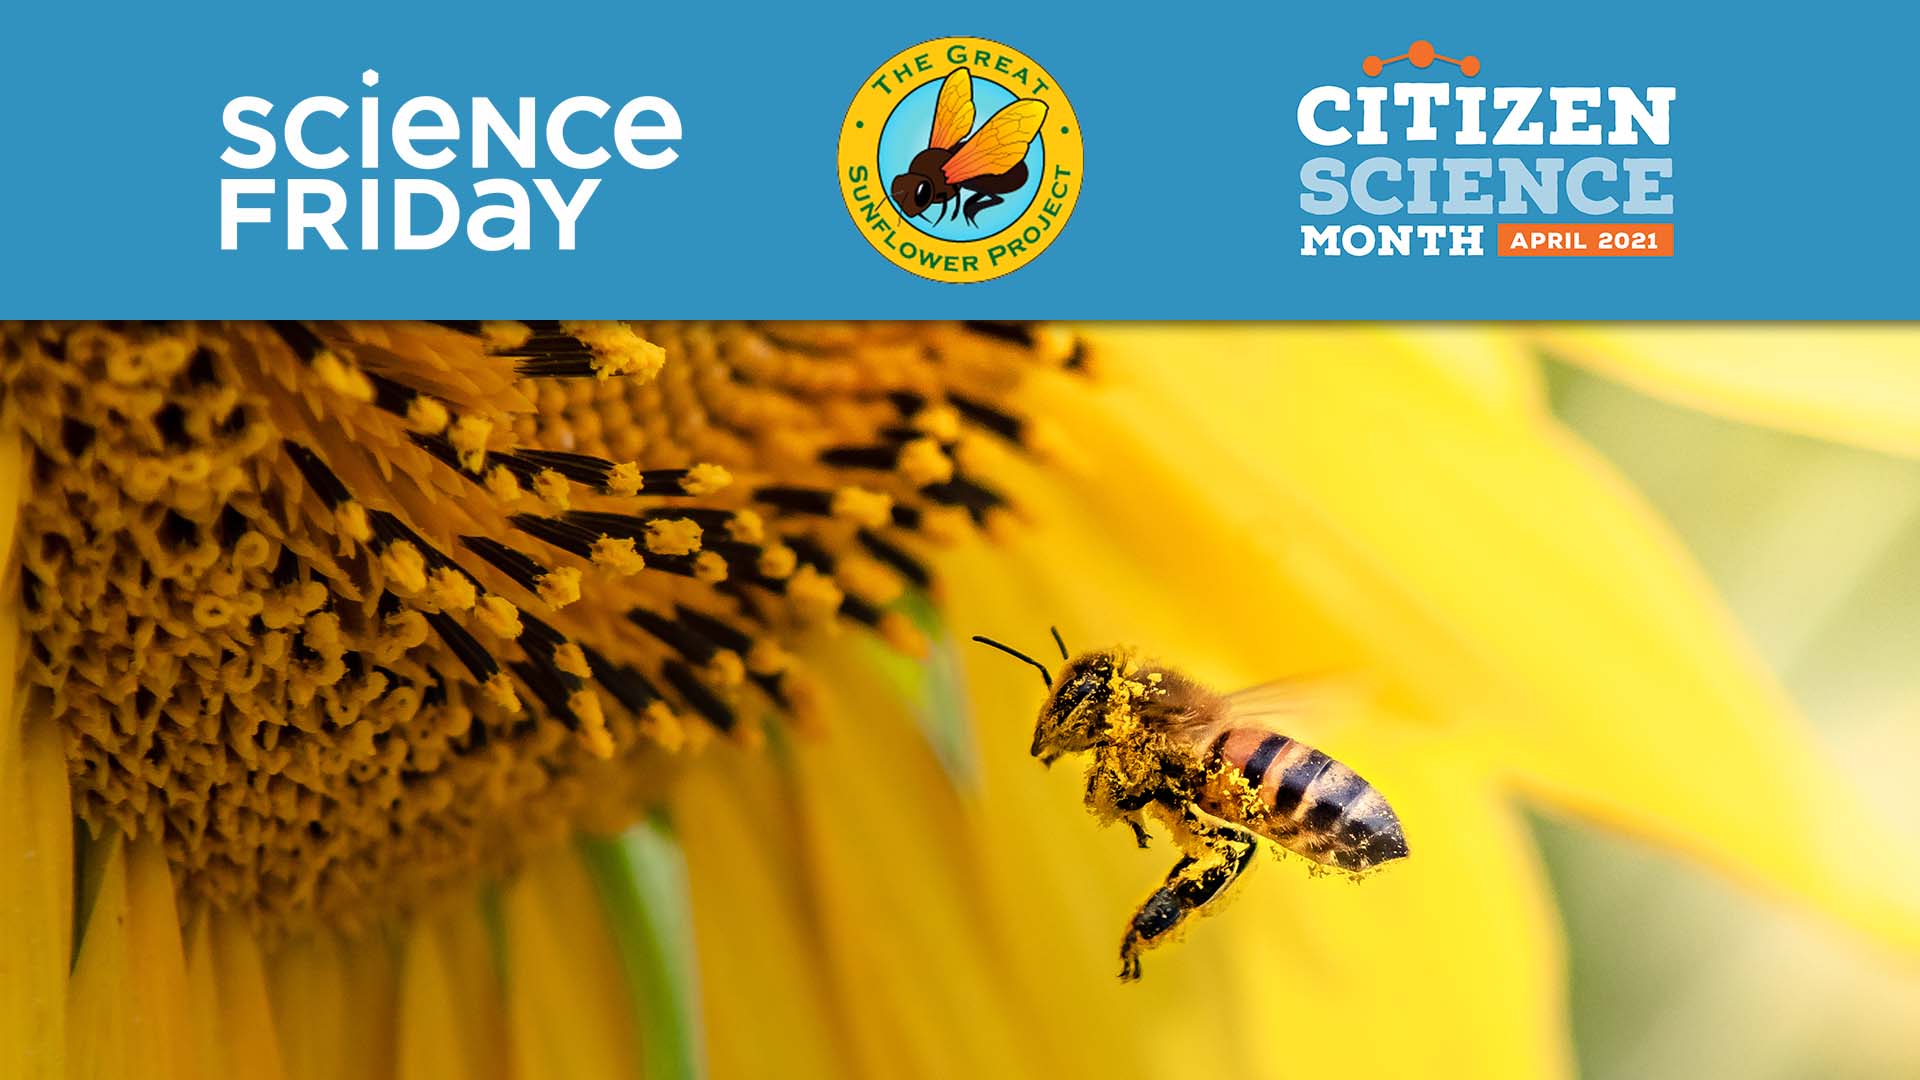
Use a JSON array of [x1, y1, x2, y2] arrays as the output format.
[[1359, 40, 1480, 78]]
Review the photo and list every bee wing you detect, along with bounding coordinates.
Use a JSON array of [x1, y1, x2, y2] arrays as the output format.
[[1210, 675, 1368, 739], [941, 98, 1047, 184], [928, 68, 976, 150]]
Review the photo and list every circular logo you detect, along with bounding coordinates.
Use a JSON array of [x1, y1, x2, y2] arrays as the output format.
[[838, 37, 1082, 283]]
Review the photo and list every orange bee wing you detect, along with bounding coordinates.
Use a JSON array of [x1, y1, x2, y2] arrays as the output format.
[[928, 68, 976, 150], [941, 98, 1048, 184]]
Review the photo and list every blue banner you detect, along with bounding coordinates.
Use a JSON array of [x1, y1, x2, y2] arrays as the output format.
[[2, 2, 1910, 318]]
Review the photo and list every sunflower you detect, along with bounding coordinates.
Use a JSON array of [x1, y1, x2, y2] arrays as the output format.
[[2, 322, 1916, 1079]]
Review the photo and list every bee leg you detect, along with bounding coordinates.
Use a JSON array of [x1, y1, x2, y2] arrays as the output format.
[[1117, 829, 1258, 982], [1087, 772, 1159, 849], [1120, 854, 1193, 981], [961, 192, 1004, 226]]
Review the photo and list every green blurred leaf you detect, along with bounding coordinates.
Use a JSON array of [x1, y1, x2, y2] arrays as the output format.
[[854, 590, 979, 790], [579, 818, 703, 1080]]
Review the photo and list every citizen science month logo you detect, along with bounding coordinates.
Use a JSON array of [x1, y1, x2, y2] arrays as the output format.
[[1297, 40, 1676, 258]]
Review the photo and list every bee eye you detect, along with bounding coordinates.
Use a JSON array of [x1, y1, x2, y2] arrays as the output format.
[[1055, 671, 1105, 713], [916, 180, 930, 201]]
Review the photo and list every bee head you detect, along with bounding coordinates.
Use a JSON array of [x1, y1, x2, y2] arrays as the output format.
[[890, 171, 934, 218], [1031, 652, 1119, 763], [970, 631, 1117, 768]]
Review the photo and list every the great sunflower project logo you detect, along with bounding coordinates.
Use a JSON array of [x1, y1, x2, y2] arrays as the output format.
[[1297, 40, 1676, 258], [839, 37, 1082, 283]]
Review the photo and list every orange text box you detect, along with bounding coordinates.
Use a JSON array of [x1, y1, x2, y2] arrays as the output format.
[[1497, 223, 1673, 256]]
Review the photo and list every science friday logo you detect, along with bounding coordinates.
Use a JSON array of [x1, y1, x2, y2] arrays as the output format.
[[218, 69, 684, 252], [1296, 40, 1676, 258], [839, 37, 1082, 283]]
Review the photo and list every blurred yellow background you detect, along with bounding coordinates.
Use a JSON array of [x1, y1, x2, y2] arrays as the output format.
[[1541, 358, 1920, 1078]]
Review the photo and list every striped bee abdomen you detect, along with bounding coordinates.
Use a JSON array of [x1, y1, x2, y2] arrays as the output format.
[[1200, 728, 1409, 872]]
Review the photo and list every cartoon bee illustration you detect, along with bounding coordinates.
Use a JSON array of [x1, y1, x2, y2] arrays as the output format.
[[974, 630, 1409, 981], [891, 68, 1048, 227]]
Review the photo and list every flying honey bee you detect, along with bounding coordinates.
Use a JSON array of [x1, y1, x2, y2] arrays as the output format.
[[974, 630, 1409, 981], [891, 68, 1048, 227]]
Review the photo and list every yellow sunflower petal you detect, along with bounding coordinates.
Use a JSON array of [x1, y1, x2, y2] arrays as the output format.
[[269, 930, 393, 1080], [672, 747, 855, 1080], [427, 901, 508, 1080], [1399, 324, 1548, 415], [500, 846, 639, 1080], [67, 832, 195, 1080], [781, 647, 1051, 1080], [336, 929, 401, 1079], [1061, 327, 1920, 953], [210, 912, 290, 1080], [184, 916, 228, 1080], [126, 834, 199, 1079], [1532, 326, 1920, 458], [66, 832, 132, 1080], [268, 934, 345, 1080], [0, 711, 70, 1080], [398, 916, 472, 1080], [0, 425, 70, 1080]]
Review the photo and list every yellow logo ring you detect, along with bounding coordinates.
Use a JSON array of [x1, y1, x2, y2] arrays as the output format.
[[838, 37, 1082, 283]]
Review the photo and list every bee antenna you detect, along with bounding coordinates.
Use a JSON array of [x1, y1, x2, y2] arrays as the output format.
[[971, 635, 1052, 689], [1049, 626, 1068, 660]]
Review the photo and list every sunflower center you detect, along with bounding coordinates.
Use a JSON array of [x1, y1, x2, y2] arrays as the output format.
[[2, 319, 1075, 931]]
